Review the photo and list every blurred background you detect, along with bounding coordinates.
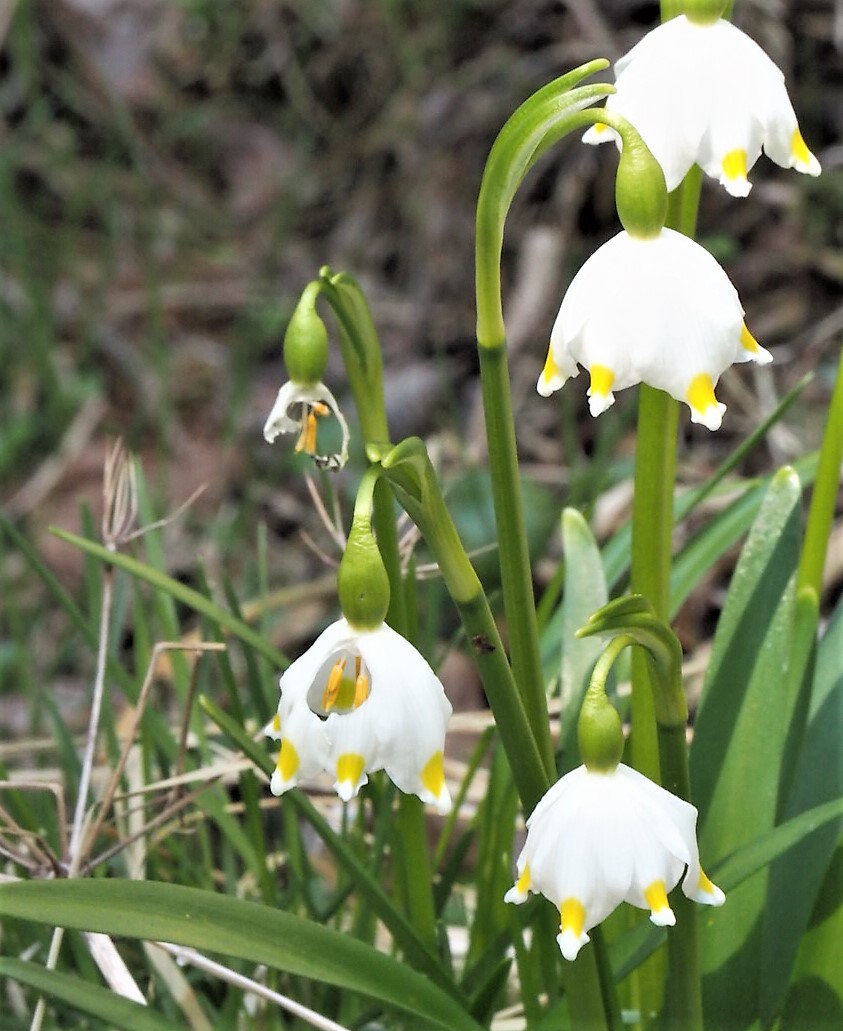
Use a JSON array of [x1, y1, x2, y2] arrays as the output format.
[[1, 0, 841, 735]]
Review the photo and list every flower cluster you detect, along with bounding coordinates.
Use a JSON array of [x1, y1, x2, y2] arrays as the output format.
[[266, 617, 452, 813], [506, 763, 725, 960]]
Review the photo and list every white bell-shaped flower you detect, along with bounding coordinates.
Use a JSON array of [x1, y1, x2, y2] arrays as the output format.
[[537, 227, 772, 430], [582, 15, 821, 197], [505, 763, 725, 961], [263, 380, 350, 470], [265, 618, 452, 813]]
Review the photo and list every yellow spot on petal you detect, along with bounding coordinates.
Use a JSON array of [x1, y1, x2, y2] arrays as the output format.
[[336, 753, 366, 790], [686, 373, 718, 417], [271, 712, 281, 734], [321, 658, 347, 711], [589, 364, 614, 398], [559, 898, 586, 939], [791, 128, 812, 167], [515, 863, 531, 895], [277, 739, 299, 782], [698, 869, 716, 895], [740, 323, 760, 354], [644, 880, 670, 914], [593, 122, 608, 135], [722, 148, 748, 184], [541, 347, 560, 386], [421, 751, 446, 799]]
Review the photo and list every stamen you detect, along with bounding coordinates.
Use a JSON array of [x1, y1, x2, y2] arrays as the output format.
[[321, 658, 347, 711], [353, 674, 369, 708], [295, 409, 319, 455]]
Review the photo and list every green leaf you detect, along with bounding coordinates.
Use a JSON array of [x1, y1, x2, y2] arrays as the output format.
[[690, 467, 802, 1029], [0, 957, 179, 1030], [50, 527, 288, 670], [0, 880, 484, 1031], [198, 694, 458, 997], [555, 510, 608, 760], [762, 597, 843, 1023]]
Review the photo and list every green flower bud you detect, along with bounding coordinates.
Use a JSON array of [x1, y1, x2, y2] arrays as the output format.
[[684, 0, 727, 25], [577, 686, 624, 773], [612, 117, 668, 238], [283, 282, 328, 387]]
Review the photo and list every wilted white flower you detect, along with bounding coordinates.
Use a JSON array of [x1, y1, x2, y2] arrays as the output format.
[[537, 227, 771, 430], [263, 380, 350, 470], [505, 763, 725, 961], [583, 14, 821, 197], [266, 618, 452, 812]]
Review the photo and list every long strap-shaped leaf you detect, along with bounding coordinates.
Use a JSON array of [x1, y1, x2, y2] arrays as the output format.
[[0, 879, 484, 1031], [0, 957, 179, 1031]]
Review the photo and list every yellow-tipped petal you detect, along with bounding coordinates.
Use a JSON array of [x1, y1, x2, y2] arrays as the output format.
[[514, 863, 531, 896], [559, 898, 586, 939], [421, 751, 446, 800], [644, 879, 676, 927], [684, 373, 717, 420], [277, 739, 299, 782], [791, 128, 821, 175], [722, 148, 748, 184], [336, 753, 366, 792], [740, 323, 759, 354], [589, 364, 614, 399], [541, 347, 560, 387]]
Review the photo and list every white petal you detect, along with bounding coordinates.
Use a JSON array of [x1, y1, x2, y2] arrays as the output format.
[[357, 625, 453, 810], [557, 928, 590, 962], [263, 380, 350, 469]]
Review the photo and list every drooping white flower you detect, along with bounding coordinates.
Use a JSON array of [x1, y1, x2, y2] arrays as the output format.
[[263, 380, 350, 470], [537, 227, 771, 430], [583, 15, 821, 197], [265, 618, 452, 813], [505, 763, 724, 961]]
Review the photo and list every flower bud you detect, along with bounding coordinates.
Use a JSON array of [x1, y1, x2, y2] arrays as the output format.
[[283, 283, 329, 387], [577, 686, 624, 773]]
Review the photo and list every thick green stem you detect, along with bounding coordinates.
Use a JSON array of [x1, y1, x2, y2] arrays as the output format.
[[630, 385, 677, 780], [478, 345, 555, 779]]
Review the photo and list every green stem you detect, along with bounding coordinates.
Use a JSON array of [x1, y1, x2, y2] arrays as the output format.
[[797, 346, 843, 600], [629, 385, 677, 780], [478, 345, 555, 779]]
